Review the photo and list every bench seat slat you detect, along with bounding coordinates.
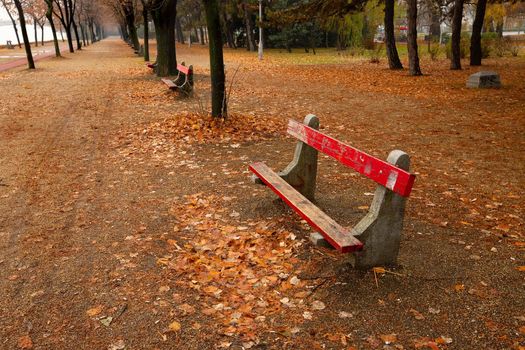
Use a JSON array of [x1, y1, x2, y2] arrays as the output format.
[[161, 78, 177, 90], [249, 162, 363, 253], [287, 119, 415, 197]]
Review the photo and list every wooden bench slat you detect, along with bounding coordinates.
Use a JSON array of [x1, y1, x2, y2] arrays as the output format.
[[249, 162, 363, 253], [177, 64, 191, 75], [161, 78, 177, 90], [287, 119, 415, 197]]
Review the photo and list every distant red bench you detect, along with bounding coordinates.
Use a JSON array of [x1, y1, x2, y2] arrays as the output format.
[[161, 62, 194, 95], [146, 62, 156, 69], [250, 115, 415, 268]]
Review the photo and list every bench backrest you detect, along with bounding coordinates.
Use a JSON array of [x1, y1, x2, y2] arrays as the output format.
[[177, 64, 192, 75], [287, 119, 415, 197]]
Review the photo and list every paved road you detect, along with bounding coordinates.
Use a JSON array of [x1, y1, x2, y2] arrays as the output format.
[[0, 44, 70, 72]]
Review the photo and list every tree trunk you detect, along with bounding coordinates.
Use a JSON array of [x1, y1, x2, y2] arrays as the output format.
[[40, 25, 44, 45], [242, 1, 256, 51], [58, 22, 65, 42], [227, 26, 235, 48], [46, 2, 61, 57], [65, 24, 75, 52], [143, 7, 150, 61], [34, 19, 38, 47], [496, 21, 503, 38], [80, 22, 87, 46], [175, 17, 185, 43], [68, 1, 82, 50], [430, 10, 441, 40], [126, 20, 139, 50], [384, 0, 403, 69], [89, 19, 96, 43], [151, 0, 178, 77], [407, 0, 422, 75], [13, 0, 35, 69], [85, 24, 90, 45], [450, 0, 464, 70], [306, 27, 314, 53], [97, 24, 103, 40], [1, 0, 22, 48], [470, 0, 487, 66], [362, 13, 372, 48], [203, 0, 227, 118], [193, 27, 199, 43], [123, 3, 139, 51], [222, 12, 235, 48], [60, 0, 75, 52], [259, 0, 265, 55], [199, 27, 205, 45], [120, 21, 129, 42]]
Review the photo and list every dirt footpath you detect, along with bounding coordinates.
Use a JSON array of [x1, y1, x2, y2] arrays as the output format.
[[0, 39, 524, 350]]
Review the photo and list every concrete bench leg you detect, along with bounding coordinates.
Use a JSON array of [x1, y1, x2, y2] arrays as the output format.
[[351, 150, 410, 269], [253, 114, 319, 201], [188, 65, 194, 90]]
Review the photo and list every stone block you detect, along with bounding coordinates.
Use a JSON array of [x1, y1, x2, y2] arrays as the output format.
[[467, 71, 501, 88]]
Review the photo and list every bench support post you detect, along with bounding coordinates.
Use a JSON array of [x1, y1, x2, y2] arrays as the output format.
[[254, 115, 319, 198], [351, 150, 410, 268], [277, 114, 319, 201], [253, 115, 319, 201], [181, 64, 194, 96]]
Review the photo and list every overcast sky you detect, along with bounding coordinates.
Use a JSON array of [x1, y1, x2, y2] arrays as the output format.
[[0, 7, 10, 22]]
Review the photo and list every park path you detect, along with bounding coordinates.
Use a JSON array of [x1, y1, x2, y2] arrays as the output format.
[[0, 38, 197, 349]]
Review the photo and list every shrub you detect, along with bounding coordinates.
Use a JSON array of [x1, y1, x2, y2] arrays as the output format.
[[441, 33, 451, 44], [348, 47, 365, 57], [363, 38, 375, 50], [481, 32, 498, 41], [429, 45, 440, 61], [446, 32, 470, 59], [480, 33, 501, 58], [494, 40, 505, 57], [481, 44, 492, 58], [369, 44, 383, 63], [480, 37, 493, 58], [494, 37, 512, 57], [510, 45, 520, 57]]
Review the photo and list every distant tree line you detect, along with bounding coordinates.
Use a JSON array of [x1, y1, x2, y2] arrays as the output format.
[[109, 0, 522, 118], [3, 0, 521, 117]]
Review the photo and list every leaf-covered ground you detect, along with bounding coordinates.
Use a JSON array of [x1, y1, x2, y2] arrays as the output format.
[[0, 39, 524, 350]]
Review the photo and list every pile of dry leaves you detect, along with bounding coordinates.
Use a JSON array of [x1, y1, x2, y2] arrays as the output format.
[[158, 193, 337, 346], [116, 112, 285, 156]]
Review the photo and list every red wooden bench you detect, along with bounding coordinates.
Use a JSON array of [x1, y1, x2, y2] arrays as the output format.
[[250, 115, 416, 268], [161, 62, 194, 95], [146, 62, 156, 69]]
